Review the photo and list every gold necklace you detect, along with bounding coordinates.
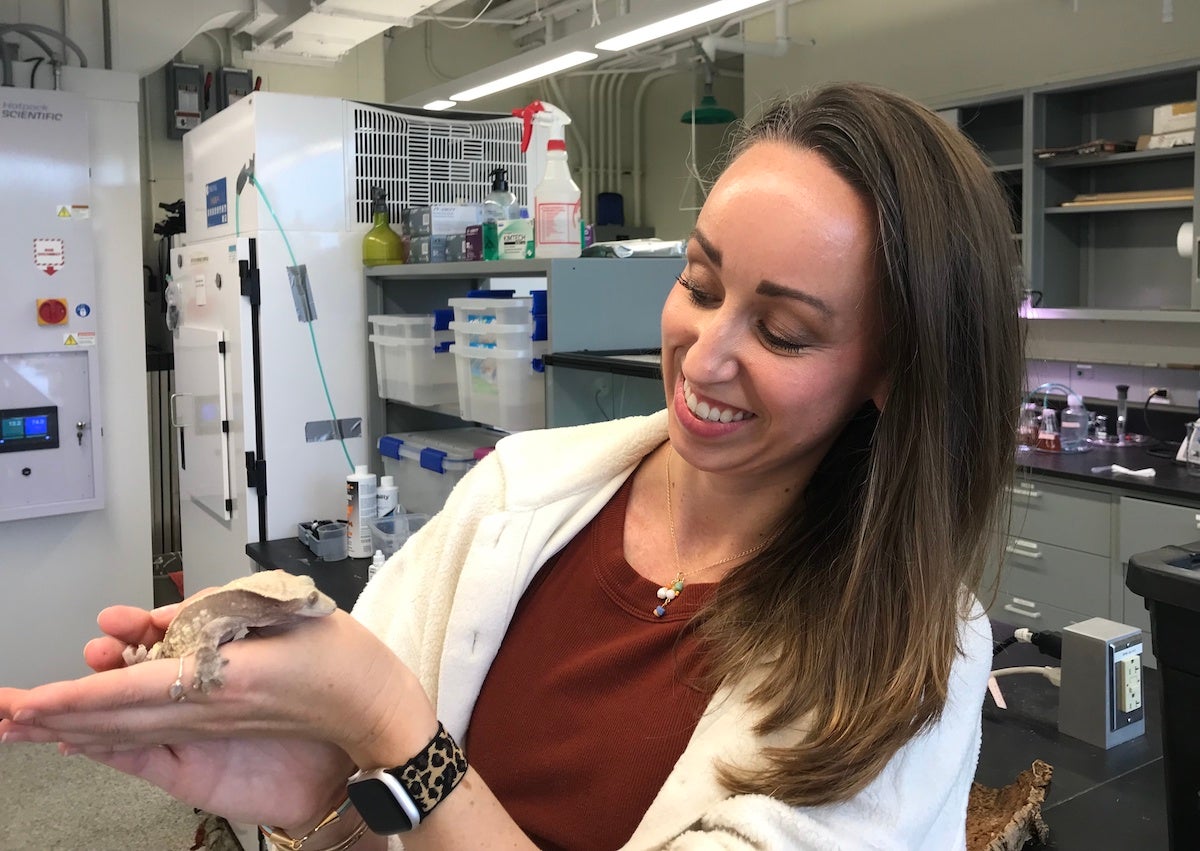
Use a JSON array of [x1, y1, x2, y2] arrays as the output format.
[[654, 446, 775, 618]]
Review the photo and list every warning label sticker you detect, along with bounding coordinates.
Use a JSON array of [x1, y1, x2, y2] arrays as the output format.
[[63, 333, 78, 346], [75, 331, 96, 347], [35, 238, 64, 275]]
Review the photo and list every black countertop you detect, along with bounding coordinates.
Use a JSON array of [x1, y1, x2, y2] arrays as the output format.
[[1017, 443, 1200, 502]]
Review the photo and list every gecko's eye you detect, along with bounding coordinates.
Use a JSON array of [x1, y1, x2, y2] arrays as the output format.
[[307, 591, 319, 605]]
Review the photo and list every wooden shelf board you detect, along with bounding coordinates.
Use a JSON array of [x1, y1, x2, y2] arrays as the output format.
[[1045, 200, 1193, 214]]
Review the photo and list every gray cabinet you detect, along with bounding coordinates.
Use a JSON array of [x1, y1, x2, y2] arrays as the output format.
[[986, 476, 1114, 633], [983, 476, 1200, 669], [1031, 66, 1198, 310], [938, 62, 1200, 314]]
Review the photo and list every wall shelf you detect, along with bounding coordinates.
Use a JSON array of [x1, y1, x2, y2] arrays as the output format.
[[1045, 200, 1193, 214], [1040, 146, 1194, 169], [945, 63, 1200, 314]]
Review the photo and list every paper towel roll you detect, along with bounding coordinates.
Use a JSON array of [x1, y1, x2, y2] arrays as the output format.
[[1178, 221, 1194, 258]]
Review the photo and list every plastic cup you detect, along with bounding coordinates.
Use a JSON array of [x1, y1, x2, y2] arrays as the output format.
[[316, 523, 349, 562], [368, 515, 410, 558]]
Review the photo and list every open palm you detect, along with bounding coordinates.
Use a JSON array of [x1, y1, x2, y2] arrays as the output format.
[[88, 736, 350, 827]]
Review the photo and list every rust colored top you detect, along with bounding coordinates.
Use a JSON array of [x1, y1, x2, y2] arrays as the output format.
[[465, 476, 718, 851]]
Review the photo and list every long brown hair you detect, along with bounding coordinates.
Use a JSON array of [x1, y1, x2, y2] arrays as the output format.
[[699, 83, 1022, 804]]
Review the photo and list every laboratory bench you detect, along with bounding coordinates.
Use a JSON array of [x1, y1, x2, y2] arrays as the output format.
[[1017, 442, 1200, 501]]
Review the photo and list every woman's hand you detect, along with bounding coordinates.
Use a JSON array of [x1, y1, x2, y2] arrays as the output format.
[[0, 598, 437, 830]]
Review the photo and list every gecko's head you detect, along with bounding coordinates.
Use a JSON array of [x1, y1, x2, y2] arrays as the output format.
[[295, 588, 337, 618]]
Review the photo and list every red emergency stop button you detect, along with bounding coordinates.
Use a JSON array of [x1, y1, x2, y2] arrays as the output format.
[[37, 298, 68, 325]]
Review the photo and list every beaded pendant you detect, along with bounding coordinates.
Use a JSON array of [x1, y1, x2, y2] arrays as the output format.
[[653, 577, 686, 617]]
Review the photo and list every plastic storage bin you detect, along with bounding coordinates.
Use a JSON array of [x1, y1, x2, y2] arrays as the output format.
[[368, 313, 446, 339], [449, 296, 533, 326], [449, 320, 537, 351], [451, 344, 546, 432], [369, 335, 458, 409], [377, 428, 504, 514], [297, 521, 348, 562]]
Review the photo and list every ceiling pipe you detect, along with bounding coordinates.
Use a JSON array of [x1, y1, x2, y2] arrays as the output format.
[[699, 0, 790, 60]]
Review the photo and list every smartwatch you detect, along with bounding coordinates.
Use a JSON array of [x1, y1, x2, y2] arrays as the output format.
[[346, 722, 468, 835]]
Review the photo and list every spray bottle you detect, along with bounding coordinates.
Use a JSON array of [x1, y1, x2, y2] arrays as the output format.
[[534, 139, 581, 258], [362, 187, 405, 266]]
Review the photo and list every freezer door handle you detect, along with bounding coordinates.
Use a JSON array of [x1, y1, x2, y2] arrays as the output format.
[[169, 393, 192, 429]]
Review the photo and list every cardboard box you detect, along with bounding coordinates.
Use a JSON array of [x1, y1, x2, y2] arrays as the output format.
[[1136, 129, 1195, 151], [406, 206, 432, 238], [430, 204, 483, 236], [407, 236, 431, 264], [1152, 101, 1196, 135], [464, 225, 484, 261]]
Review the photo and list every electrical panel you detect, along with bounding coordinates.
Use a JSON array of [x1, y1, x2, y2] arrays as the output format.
[[166, 61, 204, 139], [216, 67, 254, 111], [0, 87, 104, 521]]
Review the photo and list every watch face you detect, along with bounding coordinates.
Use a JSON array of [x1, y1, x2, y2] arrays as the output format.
[[348, 777, 415, 834]]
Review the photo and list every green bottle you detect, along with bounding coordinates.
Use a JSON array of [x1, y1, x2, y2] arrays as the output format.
[[362, 187, 405, 266]]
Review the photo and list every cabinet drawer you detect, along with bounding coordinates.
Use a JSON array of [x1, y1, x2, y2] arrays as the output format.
[[987, 591, 1093, 634], [999, 538, 1110, 615], [1006, 479, 1111, 555]]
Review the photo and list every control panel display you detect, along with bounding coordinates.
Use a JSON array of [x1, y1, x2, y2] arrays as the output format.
[[0, 406, 59, 453]]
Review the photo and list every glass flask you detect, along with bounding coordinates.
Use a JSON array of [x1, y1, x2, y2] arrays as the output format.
[[1036, 406, 1062, 452], [1017, 403, 1040, 451]]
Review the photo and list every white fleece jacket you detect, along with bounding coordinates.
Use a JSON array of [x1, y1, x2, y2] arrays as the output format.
[[352, 410, 992, 850]]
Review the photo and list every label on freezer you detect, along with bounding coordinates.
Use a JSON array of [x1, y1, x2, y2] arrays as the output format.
[[206, 178, 228, 228]]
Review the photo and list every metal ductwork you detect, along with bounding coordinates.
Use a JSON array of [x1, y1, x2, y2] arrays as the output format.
[[233, 0, 456, 64]]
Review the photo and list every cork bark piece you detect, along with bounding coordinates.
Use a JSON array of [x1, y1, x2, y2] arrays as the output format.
[[965, 760, 1053, 851]]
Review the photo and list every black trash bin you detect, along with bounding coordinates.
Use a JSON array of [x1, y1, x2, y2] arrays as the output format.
[[1128, 541, 1200, 851]]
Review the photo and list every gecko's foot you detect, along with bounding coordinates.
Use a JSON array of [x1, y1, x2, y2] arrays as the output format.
[[121, 645, 150, 667]]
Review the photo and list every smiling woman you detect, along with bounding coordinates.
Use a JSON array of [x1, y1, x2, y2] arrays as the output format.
[[0, 82, 1022, 851]]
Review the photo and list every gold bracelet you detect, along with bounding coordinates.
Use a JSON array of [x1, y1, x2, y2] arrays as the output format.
[[261, 797, 359, 851], [265, 818, 368, 851]]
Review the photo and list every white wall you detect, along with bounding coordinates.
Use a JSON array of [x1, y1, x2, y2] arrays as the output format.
[[0, 67, 152, 687], [744, 0, 1200, 107]]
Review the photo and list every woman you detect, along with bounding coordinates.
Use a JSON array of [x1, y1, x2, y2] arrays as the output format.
[[0, 82, 1022, 850]]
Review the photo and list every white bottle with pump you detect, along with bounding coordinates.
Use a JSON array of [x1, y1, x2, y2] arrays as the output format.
[[346, 465, 377, 558], [534, 139, 581, 259], [376, 475, 400, 519]]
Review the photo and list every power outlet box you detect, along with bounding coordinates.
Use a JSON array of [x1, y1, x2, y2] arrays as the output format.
[[1059, 617, 1146, 749]]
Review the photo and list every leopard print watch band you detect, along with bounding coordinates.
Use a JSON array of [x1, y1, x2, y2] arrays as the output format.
[[396, 722, 468, 817]]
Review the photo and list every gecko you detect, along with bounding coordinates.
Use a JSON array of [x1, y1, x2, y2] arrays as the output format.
[[122, 570, 337, 693]]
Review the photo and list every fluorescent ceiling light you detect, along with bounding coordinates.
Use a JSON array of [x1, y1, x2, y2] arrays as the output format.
[[451, 50, 598, 101], [595, 0, 774, 51], [424, 100, 457, 111]]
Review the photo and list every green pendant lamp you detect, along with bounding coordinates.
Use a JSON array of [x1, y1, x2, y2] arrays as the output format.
[[681, 40, 737, 125], [681, 84, 738, 125]]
